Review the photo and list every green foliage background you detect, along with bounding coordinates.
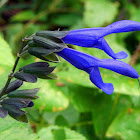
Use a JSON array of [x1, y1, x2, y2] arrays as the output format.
[[0, 0, 140, 139]]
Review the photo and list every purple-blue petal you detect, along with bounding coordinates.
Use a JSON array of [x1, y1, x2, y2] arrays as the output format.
[[95, 38, 128, 59], [105, 20, 140, 35], [62, 28, 105, 47], [57, 48, 139, 94], [62, 20, 140, 52], [96, 59, 139, 79], [57, 48, 139, 79], [28, 101, 34, 107], [57, 48, 92, 70], [89, 67, 114, 95]]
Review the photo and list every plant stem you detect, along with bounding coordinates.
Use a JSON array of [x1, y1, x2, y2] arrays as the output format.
[[19, 50, 28, 56], [0, 40, 27, 98]]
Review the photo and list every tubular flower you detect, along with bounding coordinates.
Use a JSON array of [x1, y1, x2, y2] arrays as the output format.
[[62, 20, 140, 59], [57, 48, 139, 95]]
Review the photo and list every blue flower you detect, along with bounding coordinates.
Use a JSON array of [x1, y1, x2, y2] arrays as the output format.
[[62, 20, 140, 59], [57, 48, 139, 95]]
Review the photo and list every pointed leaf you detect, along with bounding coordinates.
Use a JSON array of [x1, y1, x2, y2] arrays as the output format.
[[14, 72, 37, 83], [0, 107, 8, 118], [8, 88, 39, 99], [0, 80, 23, 94], [36, 30, 69, 38]]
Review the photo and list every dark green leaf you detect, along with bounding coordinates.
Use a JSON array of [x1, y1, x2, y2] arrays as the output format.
[[36, 30, 69, 38], [33, 36, 66, 51], [38, 126, 87, 140], [0, 80, 23, 94], [55, 115, 69, 127], [76, 113, 95, 140], [0, 107, 8, 118], [63, 83, 96, 112], [14, 72, 37, 83], [54, 129, 66, 140], [91, 94, 131, 137], [107, 109, 140, 140], [8, 88, 39, 99]]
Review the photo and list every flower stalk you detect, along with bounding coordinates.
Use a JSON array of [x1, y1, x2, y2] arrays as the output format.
[[0, 39, 27, 98]]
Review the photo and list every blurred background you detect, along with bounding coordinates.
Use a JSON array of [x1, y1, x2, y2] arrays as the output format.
[[0, 0, 140, 140]]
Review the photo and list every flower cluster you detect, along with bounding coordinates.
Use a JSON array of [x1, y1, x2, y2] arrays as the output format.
[[62, 20, 140, 59], [1, 20, 139, 122], [30, 20, 140, 95], [0, 80, 39, 121], [0, 61, 58, 121], [57, 47, 139, 94], [59, 20, 140, 94], [0, 36, 61, 121], [0, 30, 68, 121]]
